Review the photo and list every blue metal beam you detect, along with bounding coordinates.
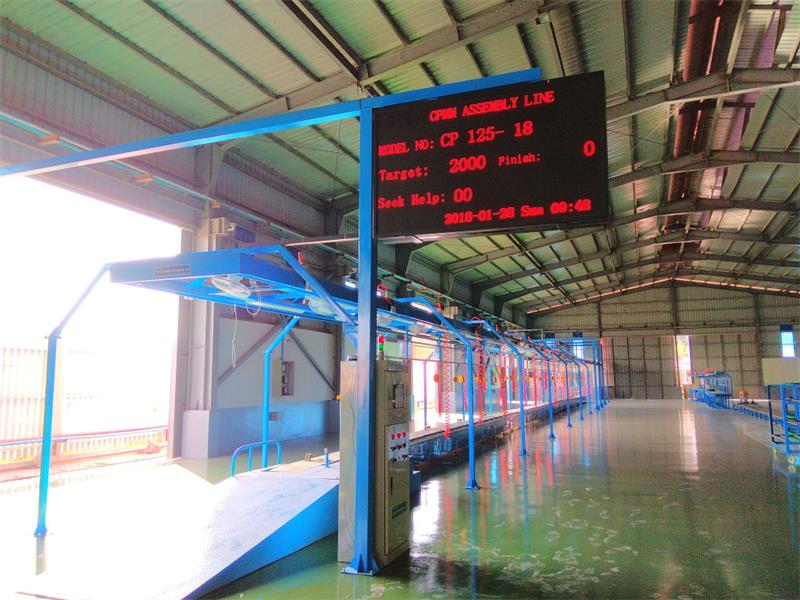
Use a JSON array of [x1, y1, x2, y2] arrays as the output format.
[[0, 68, 540, 178], [9, 68, 545, 576], [263, 317, 299, 468], [35, 264, 110, 537]]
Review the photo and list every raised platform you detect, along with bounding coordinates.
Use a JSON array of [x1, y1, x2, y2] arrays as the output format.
[[12, 459, 338, 600]]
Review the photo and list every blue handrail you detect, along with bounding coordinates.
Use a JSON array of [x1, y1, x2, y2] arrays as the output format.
[[230, 440, 282, 476]]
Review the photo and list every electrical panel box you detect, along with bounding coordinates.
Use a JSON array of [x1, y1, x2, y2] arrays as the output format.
[[338, 359, 411, 569], [270, 360, 294, 396]]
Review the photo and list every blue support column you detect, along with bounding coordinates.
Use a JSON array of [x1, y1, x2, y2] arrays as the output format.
[[404, 324, 413, 424], [35, 334, 60, 538], [577, 363, 584, 421], [262, 316, 299, 468], [399, 298, 479, 489], [35, 264, 110, 537], [467, 320, 527, 456], [516, 354, 527, 452], [465, 351, 478, 488], [598, 342, 607, 407], [346, 106, 380, 576], [593, 340, 601, 411], [563, 361, 572, 428], [546, 361, 555, 439], [486, 353, 494, 416]]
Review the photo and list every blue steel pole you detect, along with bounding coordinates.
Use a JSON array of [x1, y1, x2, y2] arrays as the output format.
[[468, 320, 527, 457], [397, 298, 478, 489], [465, 348, 479, 489], [460, 363, 466, 422], [563, 361, 572, 428], [436, 332, 443, 424], [577, 363, 584, 421], [35, 334, 59, 538], [35, 264, 110, 537], [598, 343, 606, 407], [593, 340, 601, 411], [517, 354, 528, 449], [346, 106, 379, 576], [585, 363, 593, 415], [486, 353, 494, 416], [546, 360, 555, 440], [263, 316, 299, 468], [404, 324, 413, 425]]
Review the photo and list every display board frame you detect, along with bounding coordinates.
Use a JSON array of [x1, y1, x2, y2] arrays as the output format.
[[373, 71, 610, 242]]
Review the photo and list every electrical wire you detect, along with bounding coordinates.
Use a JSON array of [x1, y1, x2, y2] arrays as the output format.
[[231, 305, 238, 369]]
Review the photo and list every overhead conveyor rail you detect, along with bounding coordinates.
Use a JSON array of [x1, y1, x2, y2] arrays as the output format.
[[32, 243, 606, 539]]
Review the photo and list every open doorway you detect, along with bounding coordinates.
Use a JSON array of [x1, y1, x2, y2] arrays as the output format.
[[674, 335, 692, 399], [0, 177, 180, 476]]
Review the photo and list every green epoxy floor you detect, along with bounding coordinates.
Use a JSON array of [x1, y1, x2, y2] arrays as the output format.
[[210, 399, 800, 599]]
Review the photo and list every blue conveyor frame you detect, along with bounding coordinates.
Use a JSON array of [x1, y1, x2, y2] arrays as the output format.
[[0, 64, 623, 574], [31, 241, 598, 539]]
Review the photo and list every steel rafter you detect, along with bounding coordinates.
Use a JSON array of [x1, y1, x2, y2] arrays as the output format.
[[500, 252, 800, 312], [610, 150, 799, 188], [477, 228, 799, 293], [217, 0, 555, 124], [606, 68, 800, 122], [525, 274, 799, 318], [516, 265, 799, 313], [444, 197, 798, 275], [279, 0, 362, 81]]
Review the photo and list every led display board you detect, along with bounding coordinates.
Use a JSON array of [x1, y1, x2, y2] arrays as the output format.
[[373, 71, 608, 241]]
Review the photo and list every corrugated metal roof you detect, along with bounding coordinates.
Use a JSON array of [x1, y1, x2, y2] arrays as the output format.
[[235, 0, 353, 80], [150, 1, 304, 97], [571, 0, 628, 104], [425, 47, 483, 84], [310, 0, 399, 59], [2, 0, 231, 123], [381, 0, 451, 40], [1, 0, 796, 320], [628, 0, 676, 93]]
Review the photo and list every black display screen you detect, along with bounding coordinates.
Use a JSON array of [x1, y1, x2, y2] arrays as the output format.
[[373, 71, 609, 241]]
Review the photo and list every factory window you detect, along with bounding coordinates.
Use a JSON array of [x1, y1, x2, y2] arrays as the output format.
[[781, 325, 796, 358], [675, 335, 692, 386], [572, 341, 584, 359]]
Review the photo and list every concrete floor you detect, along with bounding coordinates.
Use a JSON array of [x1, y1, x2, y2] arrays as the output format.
[[209, 399, 800, 599]]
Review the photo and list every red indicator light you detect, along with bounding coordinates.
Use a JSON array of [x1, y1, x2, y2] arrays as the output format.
[[583, 139, 596, 157]]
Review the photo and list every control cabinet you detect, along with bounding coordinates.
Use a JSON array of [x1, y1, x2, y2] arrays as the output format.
[[338, 359, 411, 569]]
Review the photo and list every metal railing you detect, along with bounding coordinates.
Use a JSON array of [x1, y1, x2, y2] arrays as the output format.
[[0, 426, 167, 465], [230, 440, 282, 476]]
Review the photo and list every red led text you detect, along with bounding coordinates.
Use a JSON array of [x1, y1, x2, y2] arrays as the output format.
[[379, 166, 429, 182]]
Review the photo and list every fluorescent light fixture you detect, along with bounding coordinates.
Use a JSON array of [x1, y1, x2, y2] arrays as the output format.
[[411, 301, 433, 313], [344, 279, 357, 289]]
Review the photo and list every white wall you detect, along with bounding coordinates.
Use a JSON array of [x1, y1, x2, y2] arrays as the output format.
[[530, 285, 799, 398], [215, 319, 334, 409]]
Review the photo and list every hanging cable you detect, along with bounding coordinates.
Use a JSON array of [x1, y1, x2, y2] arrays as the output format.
[[231, 305, 238, 369]]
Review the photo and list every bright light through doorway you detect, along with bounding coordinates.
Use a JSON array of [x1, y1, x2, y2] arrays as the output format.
[[0, 176, 180, 432], [675, 335, 692, 388]]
